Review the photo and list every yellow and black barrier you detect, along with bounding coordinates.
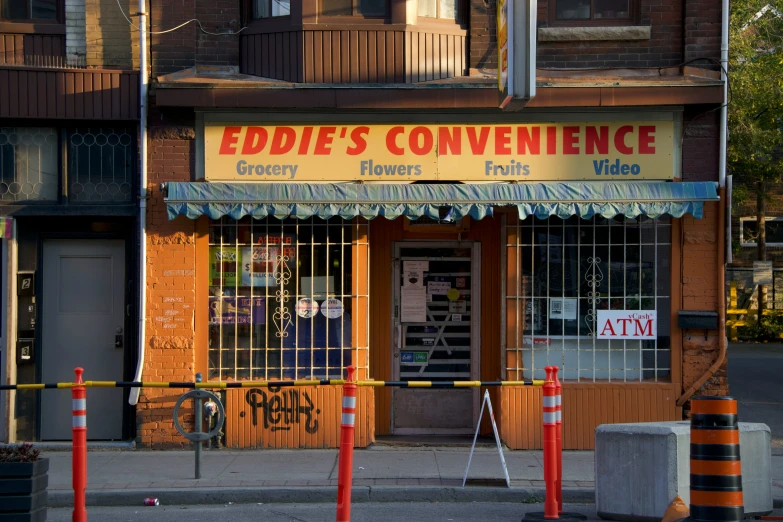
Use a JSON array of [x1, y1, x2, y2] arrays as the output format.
[[0, 379, 545, 391]]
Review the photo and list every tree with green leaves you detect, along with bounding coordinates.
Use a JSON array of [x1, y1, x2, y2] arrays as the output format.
[[728, 0, 783, 335]]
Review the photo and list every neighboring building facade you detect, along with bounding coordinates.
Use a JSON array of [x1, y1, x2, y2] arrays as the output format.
[[0, 0, 139, 442]]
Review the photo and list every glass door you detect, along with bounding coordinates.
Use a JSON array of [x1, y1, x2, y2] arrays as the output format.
[[391, 242, 480, 434]]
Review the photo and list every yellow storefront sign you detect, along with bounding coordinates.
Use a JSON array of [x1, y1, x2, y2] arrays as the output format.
[[204, 122, 675, 182]]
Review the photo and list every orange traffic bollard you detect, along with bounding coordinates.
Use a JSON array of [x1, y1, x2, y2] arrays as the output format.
[[336, 365, 357, 522], [689, 396, 743, 522], [553, 366, 563, 514], [72, 367, 88, 522]]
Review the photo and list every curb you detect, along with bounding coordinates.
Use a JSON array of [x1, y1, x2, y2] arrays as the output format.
[[48, 487, 595, 508]]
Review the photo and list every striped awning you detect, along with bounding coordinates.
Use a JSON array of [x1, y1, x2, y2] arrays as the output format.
[[164, 181, 719, 221], [0, 217, 11, 238]]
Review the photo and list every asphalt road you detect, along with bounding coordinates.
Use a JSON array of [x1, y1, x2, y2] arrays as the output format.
[[727, 342, 783, 450], [48, 502, 601, 522]]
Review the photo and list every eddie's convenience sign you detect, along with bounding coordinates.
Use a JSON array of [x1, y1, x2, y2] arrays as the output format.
[[204, 122, 675, 182], [596, 310, 657, 340]]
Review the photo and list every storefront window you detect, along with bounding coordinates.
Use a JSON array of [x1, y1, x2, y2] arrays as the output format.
[[208, 216, 369, 381], [505, 215, 671, 382]]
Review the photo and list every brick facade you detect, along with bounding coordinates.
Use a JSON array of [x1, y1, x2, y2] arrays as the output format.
[[469, 0, 722, 70], [138, 108, 199, 448], [150, 0, 240, 77]]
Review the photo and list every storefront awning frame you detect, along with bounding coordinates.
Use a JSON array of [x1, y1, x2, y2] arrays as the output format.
[[163, 181, 719, 222]]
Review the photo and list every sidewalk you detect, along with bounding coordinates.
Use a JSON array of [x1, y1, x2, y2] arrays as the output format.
[[40, 445, 783, 508]]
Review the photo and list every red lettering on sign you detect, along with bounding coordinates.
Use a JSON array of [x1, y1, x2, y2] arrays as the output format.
[[241, 127, 268, 154], [466, 127, 490, 154], [386, 127, 405, 155], [600, 320, 617, 337], [563, 126, 580, 154], [495, 126, 512, 155], [409, 126, 433, 155], [634, 318, 654, 337], [346, 126, 369, 156], [517, 127, 540, 154], [638, 126, 656, 154], [270, 127, 296, 155], [614, 125, 634, 154], [617, 318, 632, 336], [585, 126, 609, 154], [546, 126, 557, 154], [314, 126, 336, 155], [439, 127, 461, 155], [219, 126, 241, 154], [297, 126, 313, 155]]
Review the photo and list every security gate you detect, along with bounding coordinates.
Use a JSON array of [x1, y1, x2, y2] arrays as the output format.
[[391, 242, 480, 434]]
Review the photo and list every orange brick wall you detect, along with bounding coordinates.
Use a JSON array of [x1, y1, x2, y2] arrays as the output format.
[[137, 122, 198, 449], [680, 201, 729, 401]]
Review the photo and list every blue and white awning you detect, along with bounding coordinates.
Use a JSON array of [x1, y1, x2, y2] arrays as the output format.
[[164, 181, 718, 221]]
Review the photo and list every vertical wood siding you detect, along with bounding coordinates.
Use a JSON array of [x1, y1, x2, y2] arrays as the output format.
[[500, 384, 679, 450], [0, 68, 138, 119], [224, 385, 375, 449], [0, 34, 65, 66], [241, 29, 465, 83]]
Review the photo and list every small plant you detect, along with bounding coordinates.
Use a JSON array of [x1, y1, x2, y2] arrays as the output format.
[[0, 443, 40, 463]]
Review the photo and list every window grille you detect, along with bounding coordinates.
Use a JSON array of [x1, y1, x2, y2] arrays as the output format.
[[68, 128, 134, 203], [208, 216, 369, 381], [0, 127, 58, 202], [504, 214, 671, 382]]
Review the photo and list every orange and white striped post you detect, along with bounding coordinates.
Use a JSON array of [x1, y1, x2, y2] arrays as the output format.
[[553, 366, 563, 514], [336, 365, 357, 522], [72, 367, 88, 522], [543, 366, 559, 520]]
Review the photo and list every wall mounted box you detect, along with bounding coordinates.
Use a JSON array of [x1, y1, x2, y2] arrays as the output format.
[[677, 310, 718, 330]]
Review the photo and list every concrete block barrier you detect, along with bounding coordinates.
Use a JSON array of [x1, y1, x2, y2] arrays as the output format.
[[595, 421, 772, 522]]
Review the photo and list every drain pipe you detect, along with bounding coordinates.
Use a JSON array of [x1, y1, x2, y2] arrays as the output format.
[[130, 0, 148, 406], [676, 0, 729, 407]]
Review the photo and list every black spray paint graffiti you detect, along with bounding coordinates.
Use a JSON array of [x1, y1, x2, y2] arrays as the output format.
[[245, 387, 320, 433]]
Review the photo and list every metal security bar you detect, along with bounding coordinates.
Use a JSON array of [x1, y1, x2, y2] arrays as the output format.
[[208, 217, 369, 381], [0, 127, 58, 201], [504, 215, 672, 382]]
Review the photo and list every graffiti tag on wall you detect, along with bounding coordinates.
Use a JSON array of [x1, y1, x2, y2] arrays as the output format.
[[245, 387, 320, 433]]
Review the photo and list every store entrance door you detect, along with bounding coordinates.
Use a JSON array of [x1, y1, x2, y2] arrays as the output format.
[[391, 242, 480, 434], [40, 240, 125, 440]]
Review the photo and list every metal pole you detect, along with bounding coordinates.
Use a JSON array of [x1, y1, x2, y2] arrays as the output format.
[[195, 373, 202, 480]]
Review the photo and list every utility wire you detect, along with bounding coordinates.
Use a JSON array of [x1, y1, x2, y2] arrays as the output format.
[[115, 0, 246, 36]]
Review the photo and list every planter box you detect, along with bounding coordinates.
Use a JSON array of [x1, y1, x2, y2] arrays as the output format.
[[0, 459, 49, 522]]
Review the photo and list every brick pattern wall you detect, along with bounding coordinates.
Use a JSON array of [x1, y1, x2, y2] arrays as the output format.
[[85, 0, 139, 69], [151, 0, 239, 77], [137, 109, 198, 448], [681, 202, 729, 400], [65, 0, 86, 64], [684, 0, 721, 65], [469, 0, 721, 70]]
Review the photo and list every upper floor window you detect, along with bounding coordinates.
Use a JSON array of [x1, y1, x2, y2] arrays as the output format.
[[251, 0, 291, 19], [321, 0, 387, 17], [549, 0, 636, 25], [740, 217, 783, 247], [1, 0, 59, 22], [419, 0, 458, 20]]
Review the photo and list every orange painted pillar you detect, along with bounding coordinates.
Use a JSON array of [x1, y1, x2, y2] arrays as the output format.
[[336, 365, 357, 522], [72, 367, 88, 522]]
